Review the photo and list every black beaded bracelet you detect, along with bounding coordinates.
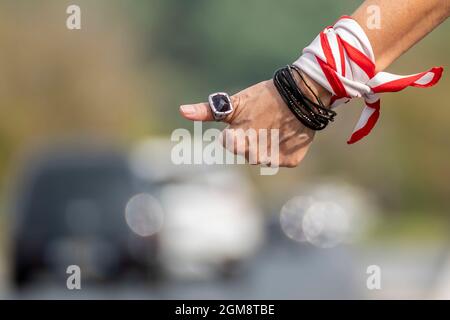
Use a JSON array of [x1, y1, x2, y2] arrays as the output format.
[[273, 65, 336, 131]]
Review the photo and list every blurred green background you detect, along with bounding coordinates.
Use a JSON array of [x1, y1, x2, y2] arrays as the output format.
[[0, 0, 449, 299]]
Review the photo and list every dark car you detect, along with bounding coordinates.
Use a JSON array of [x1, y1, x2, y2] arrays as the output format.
[[11, 145, 159, 289]]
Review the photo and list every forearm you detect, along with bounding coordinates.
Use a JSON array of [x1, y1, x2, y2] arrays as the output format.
[[352, 0, 450, 71], [301, 0, 449, 106], [352, 0, 450, 72]]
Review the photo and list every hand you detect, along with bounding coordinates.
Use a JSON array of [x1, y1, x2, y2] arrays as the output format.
[[179, 75, 330, 168]]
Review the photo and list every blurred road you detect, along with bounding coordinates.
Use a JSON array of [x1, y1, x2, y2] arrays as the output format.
[[0, 227, 445, 299]]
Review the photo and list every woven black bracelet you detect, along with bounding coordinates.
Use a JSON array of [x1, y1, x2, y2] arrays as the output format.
[[273, 65, 336, 131]]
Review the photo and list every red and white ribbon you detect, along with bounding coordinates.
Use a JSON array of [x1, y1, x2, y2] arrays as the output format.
[[293, 16, 443, 144]]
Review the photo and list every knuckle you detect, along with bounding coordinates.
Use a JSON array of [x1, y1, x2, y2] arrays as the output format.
[[219, 130, 232, 150], [285, 162, 297, 168], [226, 94, 243, 123], [282, 158, 299, 168], [198, 104, 210, 119], [244, 146, 255, 162], [231, 94, 242, 109]]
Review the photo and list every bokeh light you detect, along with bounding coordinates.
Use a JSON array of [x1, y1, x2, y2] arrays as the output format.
[[302, 201, 349, 248], [279, 196, 313, 243], [280, 182, 376, 248], [125, 193, 164, 237]]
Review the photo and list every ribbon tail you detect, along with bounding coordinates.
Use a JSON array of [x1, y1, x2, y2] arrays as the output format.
[[347, 100, 380, 144], [369, 67, 443, 93]]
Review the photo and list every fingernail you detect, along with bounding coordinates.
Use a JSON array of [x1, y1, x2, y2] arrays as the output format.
[[180, 105, 196, 116]]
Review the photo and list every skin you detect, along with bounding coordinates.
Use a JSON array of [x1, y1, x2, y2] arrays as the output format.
[[180, 0, 450, 168]]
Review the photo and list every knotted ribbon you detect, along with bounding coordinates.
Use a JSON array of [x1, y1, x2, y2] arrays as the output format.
[[293, 16, 443, 144]]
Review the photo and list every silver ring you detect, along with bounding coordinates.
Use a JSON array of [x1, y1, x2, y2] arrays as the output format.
[[208, 92, 233, 121]]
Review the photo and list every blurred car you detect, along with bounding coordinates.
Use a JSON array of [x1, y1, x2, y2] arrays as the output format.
[[130, 138, 265, 280], [11, 145, 159, 288]]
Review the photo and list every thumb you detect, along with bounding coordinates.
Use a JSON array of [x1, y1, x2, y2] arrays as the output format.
[[179, 102, 214, 121], [179, 94, 240, 123]]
